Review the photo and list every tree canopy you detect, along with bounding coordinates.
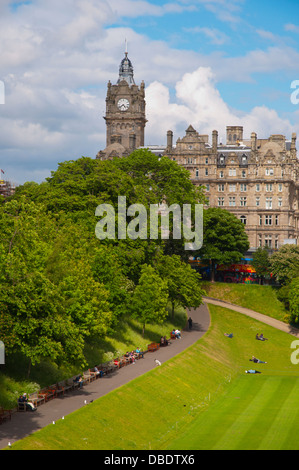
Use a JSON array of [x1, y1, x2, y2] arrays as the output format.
[[0, 150, 208, 372], [197, 207, 250, 281]]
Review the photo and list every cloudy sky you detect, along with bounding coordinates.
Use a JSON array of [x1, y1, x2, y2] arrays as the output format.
[[1, 0, 299, 185]]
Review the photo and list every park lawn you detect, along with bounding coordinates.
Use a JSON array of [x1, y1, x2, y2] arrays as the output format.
[[168, 375, 299, 450], [201, 282, 288, 323], [7, 304, 299, 450]]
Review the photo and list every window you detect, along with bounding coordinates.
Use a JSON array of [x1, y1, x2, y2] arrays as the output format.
[[195, 168, 199, 177], [205, 183, 210, 191], [266, 184, 273, 192], [265, 215, 272, 226], [275, 236, 279, 249], [278, 183, 283, 192], [229, 168, 236, 176], [242, 155, 247, 164], [205, 157, 209, 164], [205, 168, 208, 176], [229, 196, 236, 206], [258, 235, 262, 247], [219, 156, 225, 165], [219, 171, 224, 178], [275, 215, 279, 226], [278, 197, 282, 207], [256, 197, 260, 207], [218, 197, 225, 206], [259, 215, 262, 226], [229, 184, 236, 192], [264, 235, 272, 248], [240, 197, 247, 207], [240, 215, 247, 224], [265, 168, 274, 176], [266, 197, 272, 209], [218, 184, 225, 192], [241, 170, 246, 178], [256, 184, 260, 192], [187, 157, 193, 164], [240, 183, 247, 192]]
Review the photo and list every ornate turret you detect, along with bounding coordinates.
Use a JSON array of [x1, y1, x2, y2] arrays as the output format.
[[117, 51, 135, 86]]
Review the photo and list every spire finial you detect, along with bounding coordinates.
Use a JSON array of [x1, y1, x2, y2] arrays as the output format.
[[125, 38, 128, 56]]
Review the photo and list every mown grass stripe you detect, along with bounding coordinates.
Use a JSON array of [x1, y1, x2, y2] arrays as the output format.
[[211, 376, 282, 450], [257, 377, 299, 450]]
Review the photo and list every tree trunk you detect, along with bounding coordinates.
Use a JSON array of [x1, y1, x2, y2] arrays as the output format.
[[211, 261, 215, 283], [27, 358, 31, 379]]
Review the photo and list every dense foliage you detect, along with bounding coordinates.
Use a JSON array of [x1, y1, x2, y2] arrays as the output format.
[[0, 151, 208, 372]]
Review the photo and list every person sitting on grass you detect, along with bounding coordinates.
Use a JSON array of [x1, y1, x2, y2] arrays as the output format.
[[256, 333, 268, 341], [224, 333, 234, 338], [250, 356, 267, 364]]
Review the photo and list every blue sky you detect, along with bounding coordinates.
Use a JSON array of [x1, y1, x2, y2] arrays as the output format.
[[0, 0, 299, 185]]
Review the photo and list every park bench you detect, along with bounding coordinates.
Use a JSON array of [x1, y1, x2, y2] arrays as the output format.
[[0, 407, 12, 423], [83, 370, 96, 384], [49, 384, 65, 397], [90, 367, 104, 379], [40, 387, 55, 401], [147, 342, 160, 352], [63, 378, 76, 392], [17, 402, 27, 412], [28, 391, 46, 406], [100, 361, 117, 375]]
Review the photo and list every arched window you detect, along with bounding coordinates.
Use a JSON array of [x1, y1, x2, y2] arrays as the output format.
[[240, 215, 247, 225]]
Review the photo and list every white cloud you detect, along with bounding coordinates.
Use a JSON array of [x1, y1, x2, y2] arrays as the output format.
[[0, 0, 298, 186], [145, 66, 296, 145]]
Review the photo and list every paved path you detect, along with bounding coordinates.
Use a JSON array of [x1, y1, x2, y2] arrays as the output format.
[[203, 296, 299, 338], [0, 303, 211, 449]]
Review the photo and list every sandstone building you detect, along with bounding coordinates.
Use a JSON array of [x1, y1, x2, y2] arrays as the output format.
[[97, 52, 299, 251], [164, 125, 299, 251]]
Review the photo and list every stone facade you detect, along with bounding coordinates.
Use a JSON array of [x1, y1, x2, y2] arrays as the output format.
[[164, 125, 299, 251], [97, 53, 299, 252], [96, 52, 147, 160]]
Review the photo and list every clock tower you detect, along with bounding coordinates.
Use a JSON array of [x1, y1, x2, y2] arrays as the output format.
[[96, 50, 147, 160]]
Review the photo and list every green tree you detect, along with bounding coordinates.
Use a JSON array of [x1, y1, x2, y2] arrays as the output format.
[[252, 247, 271, 284], [0, 198, 113, 373], [270, 244, 299, 285], [156, 254, 204, 318], [198, 208, 250, 282], [288, 277, 299, 324], [131, 264, 169, 336]]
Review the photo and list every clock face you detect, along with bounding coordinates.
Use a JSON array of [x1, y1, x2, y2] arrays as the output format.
[[117, 98, 130, 111]]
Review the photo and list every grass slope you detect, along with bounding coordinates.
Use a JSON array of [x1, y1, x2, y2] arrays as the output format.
[[202, 282, 288, 322], [8, 304, 299, 450]]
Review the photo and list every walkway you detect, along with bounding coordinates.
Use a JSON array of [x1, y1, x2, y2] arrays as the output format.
[[0, 303, 211, 449], [203, 296, 299, 338]]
